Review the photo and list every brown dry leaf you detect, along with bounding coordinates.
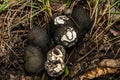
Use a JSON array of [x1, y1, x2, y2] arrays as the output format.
[[80, 67, 118, 80], [99, 58, 120, 68]]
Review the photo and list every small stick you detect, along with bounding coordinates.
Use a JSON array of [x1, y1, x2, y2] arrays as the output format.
[[77, 47, 96, 62]]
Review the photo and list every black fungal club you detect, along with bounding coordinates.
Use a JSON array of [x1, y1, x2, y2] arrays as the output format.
[[50, 15, 79, 48], [45, 45, 66, 77], [24, 45, 45, 73], [71, 6, 92, 34], [24, 26, 51, 73], [27, 26, 51, 52]]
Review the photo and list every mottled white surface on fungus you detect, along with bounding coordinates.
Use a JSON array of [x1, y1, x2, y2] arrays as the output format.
[[47, 47, 65, 62], [45, 45, 66, 77], [54, 63, 65, 73], [61, 27, 77, 42], [52, 48, 64, 58], [54, 15, 69, 25]]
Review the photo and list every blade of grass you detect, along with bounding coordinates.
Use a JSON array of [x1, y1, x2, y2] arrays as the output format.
[[107, 36, 120, 43], [46, 0, 52, 17], [66, 0, 72, 8], [92, 0, 120, 40], [0, 0, 11, 14], [6, 8, 46, 31], [90, 2, 99, 37], [94, 18, 119, 40], [97, 0, 120, 24], [30, 0, 33, 28], [90, 0, 99, 19], [41, 0, 46, 8], [65, 66, 69, 76]]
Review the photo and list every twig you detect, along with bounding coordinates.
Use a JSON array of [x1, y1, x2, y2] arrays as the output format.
[[2, 39, 19, 58], [77, 47, 96, 62], [65, 48, 76, 64]]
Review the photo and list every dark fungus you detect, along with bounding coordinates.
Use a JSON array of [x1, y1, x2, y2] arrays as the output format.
[[50, 15, 79, 48], [71, 6, 92, 33], [24, 45, 45, 73], [45, 45, 66, 77], [27, 26, 51, 52]]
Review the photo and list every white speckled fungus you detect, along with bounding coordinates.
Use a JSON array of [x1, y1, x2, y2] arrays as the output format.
[[45, 45, 66, 77], [54, 15, 69, 25], [61, 27, 77, 42]]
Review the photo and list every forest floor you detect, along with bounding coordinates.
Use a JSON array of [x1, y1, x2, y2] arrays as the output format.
[[0, 0, 120, 80]]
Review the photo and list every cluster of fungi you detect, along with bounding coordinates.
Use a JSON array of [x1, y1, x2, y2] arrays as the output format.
[[24, 5, 92, 77]]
